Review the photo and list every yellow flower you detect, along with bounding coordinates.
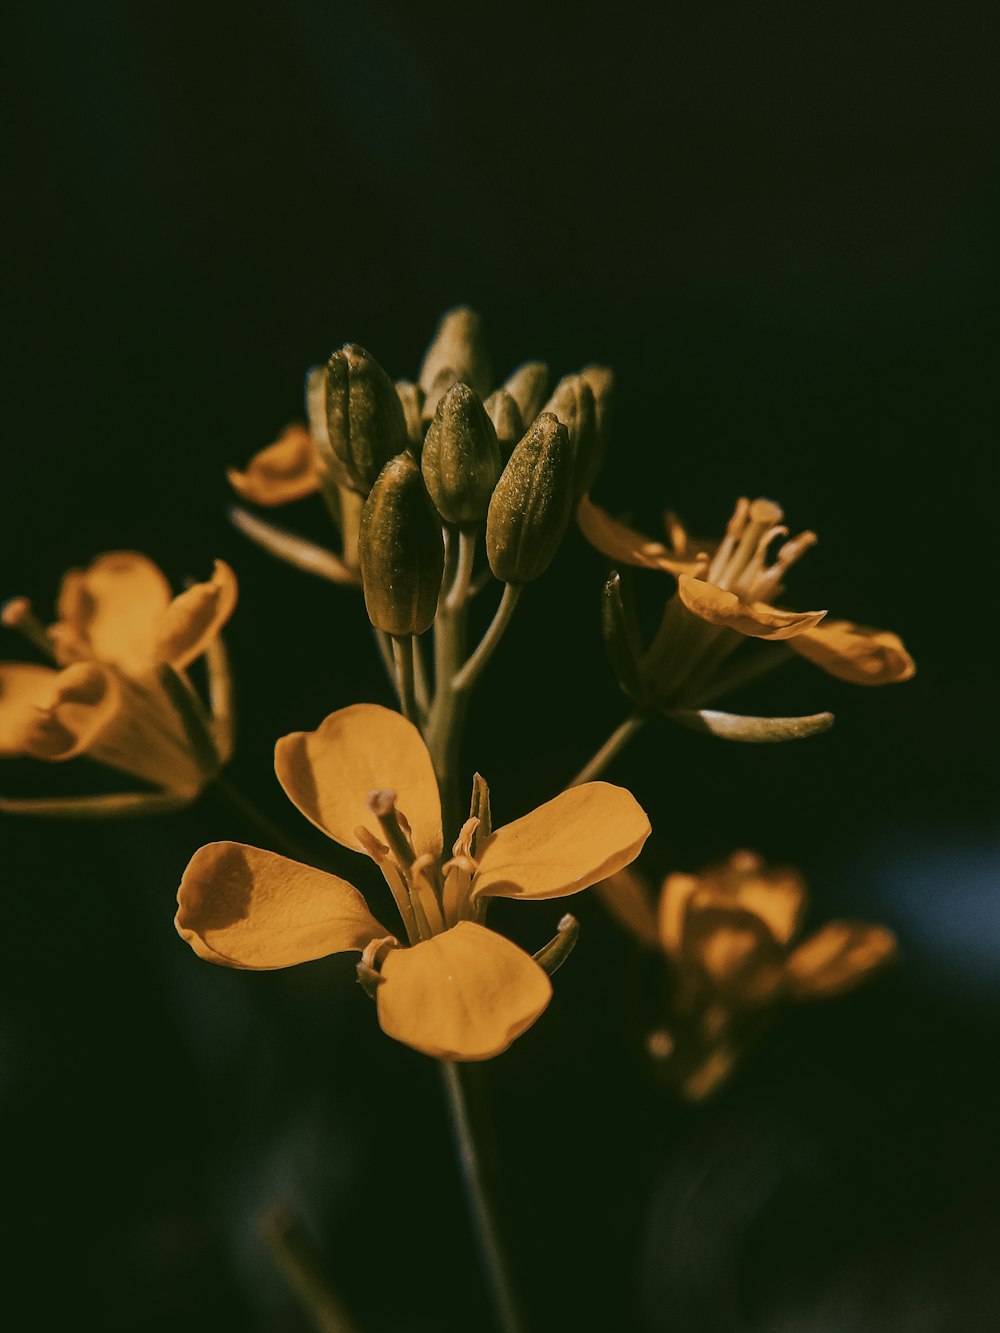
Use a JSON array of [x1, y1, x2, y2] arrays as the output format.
[[227, 424, 324, 508], [176, 703, 651, 1061], [600, 850, 897, 1100], [1, 552, 237, 816], [580, 495, 915, 716]]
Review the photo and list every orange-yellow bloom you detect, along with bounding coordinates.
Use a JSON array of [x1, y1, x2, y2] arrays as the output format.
[[176, 703, 651, 1060], [1, 553, 237, 815], [580, 495, 915, 710], [600, 850, 896, 1100]]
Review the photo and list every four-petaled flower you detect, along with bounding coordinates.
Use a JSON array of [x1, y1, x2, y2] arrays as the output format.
[[176, 703, 650, 1061], [600, 850, 897, 1100], [579, 494, 915, 725], [1, 552, 237, 816]]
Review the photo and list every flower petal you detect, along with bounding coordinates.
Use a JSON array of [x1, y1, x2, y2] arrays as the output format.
[[54, 552, 173, 673], [227, 426, 323, 506], [175, 841, 386, 969], [789, 620, 916, 686], [0, 662, 60, 754], [682, 902, 785, 1001], [473, 782, 650, 901], [596, 867, 661, 947], [677, 575, 826, 640], [275, 704, 443, 859], [18, 662, 122, 760], [785, 921, 897, 998], [376, 921, 552, 1060], [153, 560, 238, 669], [657, 872, 701, 954], [577, 497, 707, 575]]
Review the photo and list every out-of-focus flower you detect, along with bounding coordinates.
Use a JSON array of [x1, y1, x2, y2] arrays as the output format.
[[581, 494, 915, 742], [176, 703, 650, 1060], [600, 850, 897, 1100], [1, 553, 237, 816]]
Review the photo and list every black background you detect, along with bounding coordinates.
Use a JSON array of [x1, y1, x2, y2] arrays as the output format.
[[5, 3, 999, 1329]]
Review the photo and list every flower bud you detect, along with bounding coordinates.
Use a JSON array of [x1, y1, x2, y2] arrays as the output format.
[[502, 361, 549, 424], [421, 365, 461, 423], [422, 383, 503, 527], [359, 453, 445, 635], [543, 375, 598, 500], [419, 307, 493, 399], [578, 364, 614, 494], [486, 413, 574, 584], [395, 379, 424, 450], [483, 389, 524, 458], [325, 344, 409, 495]]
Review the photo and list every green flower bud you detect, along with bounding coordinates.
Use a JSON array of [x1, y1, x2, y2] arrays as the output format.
[[325, 344, 408, 495], [419, 307, 493, 399], [483, 389, 524, 458], [543, 375, 598, 500], [501, 361, 550, 425], [359, 453, 444, 635], [422, 383, 503, 526], [486, 413, 574, 584], [395, 379, 424, 450]]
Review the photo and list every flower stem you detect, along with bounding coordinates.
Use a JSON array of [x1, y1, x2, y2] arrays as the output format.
[[452, 583, 522, 694], [260, 1207, 361, 1333], [568, 709, 649, 786], [211, 774, 316, 864], [392, 635, 418, 723], [440, 1061, 527, 1333]]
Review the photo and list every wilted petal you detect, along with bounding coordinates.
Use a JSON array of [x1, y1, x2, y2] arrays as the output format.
[[227, 426, 322, 506], [785, 921, 897, 998], [54, 552, 173, 673], [18, 662, 122, 760], [596, 867, 660, 947], [175, 841, 386, 969], [0, 663, 60, 754], [275, 704, 443, 859], [789, 619, 916, 686], [153, 560, 238, 669], [376, 921, 552, 1060], [677, 575, 827, 640], [473, 782, 650, 901], [577, 497, 706, 575]]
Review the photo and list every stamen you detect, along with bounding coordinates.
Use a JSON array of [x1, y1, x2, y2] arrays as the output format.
[[442, 854, 478, 876], [732, 524, 786, 599], [366, 788, 417, 871], [2, 598, 57, 659], [715, 496, 784, 591], [355, 825, 390, 859], [706, 497, 750, 584], [451, 816, 480, 858], [753, 529, 817, 601], [664, 510, 687, 555], [729, 849, 762, 874], [361, 935, 400, 971]]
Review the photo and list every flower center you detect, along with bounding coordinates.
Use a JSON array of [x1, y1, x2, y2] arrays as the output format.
[[706, 498, 816, 603]]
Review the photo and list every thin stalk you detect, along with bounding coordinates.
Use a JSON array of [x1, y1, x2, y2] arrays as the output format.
[[440, 1062, 526, 1333], [453, 584, 522, 694], [688, 643, 793, 707], [373, 627, 399, 698], [260, 1208, 361, 1333], [212, 774, 317, 864], [568, 709, 649, 787], [412, 633, 431, 718], [392, 635, 418, 723]]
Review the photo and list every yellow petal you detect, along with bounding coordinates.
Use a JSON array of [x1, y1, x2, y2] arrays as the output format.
[[17, 662, 122, 761], [683, 902, 784, 1000], [473, 781, 650, 900], [785, 921, 897, 998], [0, 662, 60, 755], [577, 497, 707, 575], [376, 921, 552, 1060], [677, 575, 827, 640], [789, 619, 916, 686], [657, 872, 701, 954], [596, 866, 660, 947], [227, 425, 323, 506], [275, 703, 443, 860], [54, 552, 173, 673], [731, 870, 806, 945], [175, 841, 386, 969], [153, 560, 238, 669]]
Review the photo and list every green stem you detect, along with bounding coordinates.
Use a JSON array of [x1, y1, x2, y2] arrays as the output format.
[[373, 628, 399, 698], [568, 709, 649, 786], [440, 1062, 527, 1333], [260, 1208, 361, 1333], [392, 635, 418, 723], [453, 584, 522, 694], [212, 774, 317, 864]]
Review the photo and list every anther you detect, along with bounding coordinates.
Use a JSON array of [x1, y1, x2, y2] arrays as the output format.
[[366, 789, 417, 871]]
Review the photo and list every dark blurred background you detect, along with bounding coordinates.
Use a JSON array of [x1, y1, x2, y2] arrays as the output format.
[[5, 2, 999, 1329]]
